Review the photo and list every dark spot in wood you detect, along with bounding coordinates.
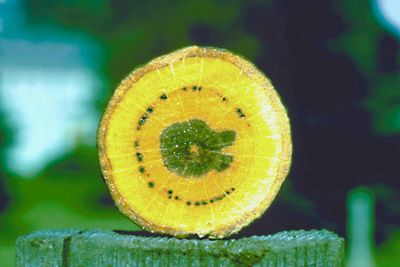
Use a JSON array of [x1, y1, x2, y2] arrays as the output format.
[[160, 94, 168, 100], [138, 114, 148, 126], [236, 108, 245, 118], [148, 182, 154, 188]]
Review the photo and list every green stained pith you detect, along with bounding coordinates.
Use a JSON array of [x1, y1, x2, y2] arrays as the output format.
[[160, 119, 236, 177]]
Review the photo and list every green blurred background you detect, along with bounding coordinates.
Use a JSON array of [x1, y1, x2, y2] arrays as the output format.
[[1, 0, 400, 266]]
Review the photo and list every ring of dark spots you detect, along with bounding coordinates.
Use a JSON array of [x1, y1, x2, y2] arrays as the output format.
[[136, 152, 143, 162], [160, 119, 236, 177], [160, 94, 168, 100], [186, 188, 235, 206], [148, 182, 154, 188], [193, 86, 197, 90], [138, 114, 148, 126], [147, 107, 153, 113], [139, 166, 144, 173], [236, 108, 245, 118]]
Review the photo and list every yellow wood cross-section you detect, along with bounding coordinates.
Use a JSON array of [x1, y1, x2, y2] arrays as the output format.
[[97, 46, 292, 238]]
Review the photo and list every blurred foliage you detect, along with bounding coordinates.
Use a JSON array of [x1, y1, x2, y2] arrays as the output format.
[[1, 0, 400, 266], [331, 0, 400, 135], [376, 229, 400, 266], [364, 73, 400, 134], [0, 109, 13, 212], [331, 0, 383, 77], [27, 0, 263, 87]]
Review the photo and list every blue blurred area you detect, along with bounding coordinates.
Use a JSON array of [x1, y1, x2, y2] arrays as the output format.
[[0, 0, 105, 177], [375, 0, 400, 38], [0, 0, 400, 266]]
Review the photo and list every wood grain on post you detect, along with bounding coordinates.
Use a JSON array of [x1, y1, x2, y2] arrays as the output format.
[[16, 229, 344, 266]]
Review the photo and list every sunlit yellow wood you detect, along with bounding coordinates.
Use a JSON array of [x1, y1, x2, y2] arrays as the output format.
[[97, 46, 292, 238]]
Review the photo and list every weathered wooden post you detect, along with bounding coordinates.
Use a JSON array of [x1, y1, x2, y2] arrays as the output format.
[[16, 229, 344, 266]]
